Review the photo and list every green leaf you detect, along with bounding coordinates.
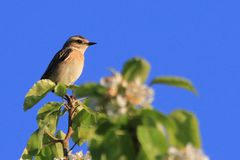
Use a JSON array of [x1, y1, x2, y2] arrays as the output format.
[[26, 129, 44, 156], [170, 110, 201, 148], [137, 148, 150, 160], [72, 126, 95, 146], [70, 83, 107, 98], [72, 108, 97, 127], [38, 116, 58, 134], [150, 76, 197, 94], [72, 108, 97, 145], [54, 83, 67, 97], [24, 79, 56, 111], [36, 130, 65, 159], [38, 146, 53, 159], [94, 119, 115, 135], [55, 130, 66, 139], [51, 143, 64, 158], [34, 156, 42, 160], [137, 126, 168, 160], [122, 57, 150, 83], [90, 130, 136, 160], [37, 102, 63, 120], [37, 102, 63, 134], [20, 148, 33, 159], [140, 109, 178, 146], [36, 142, 64, 160]]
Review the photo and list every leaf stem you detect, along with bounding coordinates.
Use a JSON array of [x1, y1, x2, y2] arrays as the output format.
[[45, 131, 62, 143]]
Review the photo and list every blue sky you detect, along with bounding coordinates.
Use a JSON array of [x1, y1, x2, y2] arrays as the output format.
[[0, 0, 239, 159]]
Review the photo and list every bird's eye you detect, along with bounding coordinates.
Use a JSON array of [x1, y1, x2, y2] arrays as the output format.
[[77, 40, 82, 44]]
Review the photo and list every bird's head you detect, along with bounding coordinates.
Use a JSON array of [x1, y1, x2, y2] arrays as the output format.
[[63, 35, 96, 52]]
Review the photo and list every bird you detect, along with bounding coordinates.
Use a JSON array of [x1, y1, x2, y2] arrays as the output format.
[[41, 35, 96, 85]]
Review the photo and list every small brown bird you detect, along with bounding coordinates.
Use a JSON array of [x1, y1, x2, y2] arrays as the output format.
[[41, 35, 96, 85]]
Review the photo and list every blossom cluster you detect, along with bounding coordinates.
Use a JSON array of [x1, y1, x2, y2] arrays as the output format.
[[54, 151, 91, 160], [164, 144, 209, 160], [100, 71, 154, 115]]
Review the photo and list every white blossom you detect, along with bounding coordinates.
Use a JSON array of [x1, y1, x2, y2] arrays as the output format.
[[165, 144, 209, 160], [116, 95, 127, 108], [125, 80, 154, 107], [118, 106, 128, 114], [84, 151, 92, 160], [54, 151, 91, 160], [100, 72, 122, 97], [99, 71, 154, 115]]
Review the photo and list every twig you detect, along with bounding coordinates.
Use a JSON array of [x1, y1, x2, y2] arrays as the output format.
[[64, 104, 71, 110], [72, 104, 81, 116]]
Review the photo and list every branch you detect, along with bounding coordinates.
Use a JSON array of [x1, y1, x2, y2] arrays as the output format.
[[62, 95, 76, 159]]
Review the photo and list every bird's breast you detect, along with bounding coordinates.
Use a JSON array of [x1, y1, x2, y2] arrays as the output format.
[[57, 51, 84, 85]]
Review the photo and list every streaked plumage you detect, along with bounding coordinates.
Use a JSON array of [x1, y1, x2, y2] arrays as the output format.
[[41, 35, 96, 85]]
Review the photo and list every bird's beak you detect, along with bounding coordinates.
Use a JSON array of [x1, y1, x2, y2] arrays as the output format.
[[87, 42, 97, 46]]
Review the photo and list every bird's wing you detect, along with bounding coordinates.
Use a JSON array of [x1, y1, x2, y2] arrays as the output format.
[[41, 48, 72, 79]]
